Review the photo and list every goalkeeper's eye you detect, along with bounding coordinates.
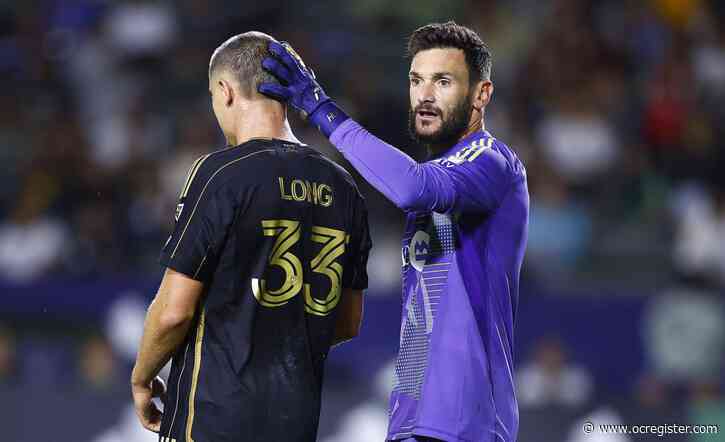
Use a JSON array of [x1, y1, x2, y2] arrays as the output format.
[[409, 78, 421, 87], [437, 78, 451, 87]]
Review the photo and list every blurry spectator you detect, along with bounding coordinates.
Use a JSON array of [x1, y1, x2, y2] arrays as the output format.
[[525, 168, 592, 278], [536, 89, 620, 187], [517, 337, 593, 408], [625, 3, 670, 74], [158, 113, 218, 205], [86, 96, 173, 172], [104, 0, 177, 59], [643, 288, 725, 381], [0, 181, 69, 283], [693, 24, 725, 105], [78, 334, 119, 391], [0, 324, 17, 385], [642, 50, 697, 175], [672, 182, 725, 284], [105, 293, 148, 363]]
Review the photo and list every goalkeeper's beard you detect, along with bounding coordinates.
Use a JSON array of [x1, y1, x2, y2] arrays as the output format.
[[408, 94, 473, 152]]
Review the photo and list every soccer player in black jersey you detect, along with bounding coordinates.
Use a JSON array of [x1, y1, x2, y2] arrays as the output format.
[[131, 31, 372, 442]]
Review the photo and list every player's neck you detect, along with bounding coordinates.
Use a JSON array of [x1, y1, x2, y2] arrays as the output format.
[[459, 118, 484, 142], [229, 122, 299, 147], [228, 102, 301, 147]]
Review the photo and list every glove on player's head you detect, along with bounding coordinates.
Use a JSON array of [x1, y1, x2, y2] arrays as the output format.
[[259, 41, 349, 137]]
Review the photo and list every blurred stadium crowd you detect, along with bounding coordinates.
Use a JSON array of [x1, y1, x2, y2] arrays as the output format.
[[2, 0, 725, 441]]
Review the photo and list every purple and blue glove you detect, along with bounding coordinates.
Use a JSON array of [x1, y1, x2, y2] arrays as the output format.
[[259, 41, 349, 138]]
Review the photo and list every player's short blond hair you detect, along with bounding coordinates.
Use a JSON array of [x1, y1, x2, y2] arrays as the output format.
[[209, 31, 280, 97]]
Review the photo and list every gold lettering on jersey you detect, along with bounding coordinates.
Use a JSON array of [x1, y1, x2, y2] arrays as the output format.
[[278, 177, 293, 201], [310, 181, 319, 205], [278, 177, 333, 207], [318, 184, 332, 207], [291, 179, 306, 201]]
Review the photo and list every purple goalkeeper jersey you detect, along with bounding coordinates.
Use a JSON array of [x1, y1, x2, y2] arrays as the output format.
[[330, 120, 528, 442]]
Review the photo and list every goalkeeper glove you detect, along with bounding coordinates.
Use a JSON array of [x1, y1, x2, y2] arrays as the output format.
[[259, 41, 349, 138]]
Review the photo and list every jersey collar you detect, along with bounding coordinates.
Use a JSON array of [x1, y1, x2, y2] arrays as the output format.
[[428, 129, 491, 161]]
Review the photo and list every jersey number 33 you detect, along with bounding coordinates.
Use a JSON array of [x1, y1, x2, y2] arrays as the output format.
[[252, 219, 347, 316]]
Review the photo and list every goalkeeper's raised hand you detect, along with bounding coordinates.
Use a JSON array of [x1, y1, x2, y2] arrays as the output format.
[[259, 41, 349, 138]]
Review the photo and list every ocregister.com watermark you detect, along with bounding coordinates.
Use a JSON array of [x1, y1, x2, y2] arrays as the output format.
[[583, 421, 720, 437]]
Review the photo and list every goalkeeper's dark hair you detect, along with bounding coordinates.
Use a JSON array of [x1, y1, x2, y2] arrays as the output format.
[[208, 31, 280, 97], [407, 21, 492, 83]]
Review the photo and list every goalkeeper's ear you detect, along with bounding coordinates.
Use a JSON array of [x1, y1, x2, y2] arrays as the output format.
[[472, 79, 494, 113]]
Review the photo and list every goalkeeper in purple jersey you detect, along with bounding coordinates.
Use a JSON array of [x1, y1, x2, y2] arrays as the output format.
[[260, 21, 528, 442]]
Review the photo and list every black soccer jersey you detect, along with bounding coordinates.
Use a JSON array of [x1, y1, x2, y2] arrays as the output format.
[[157, 138, 371, 442]]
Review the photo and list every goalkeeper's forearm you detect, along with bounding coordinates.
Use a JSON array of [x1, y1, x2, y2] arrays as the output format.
[[327, 118, 457, 212]]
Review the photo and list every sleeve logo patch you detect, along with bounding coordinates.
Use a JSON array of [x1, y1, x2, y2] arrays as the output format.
[[174, 202, 184, 222]]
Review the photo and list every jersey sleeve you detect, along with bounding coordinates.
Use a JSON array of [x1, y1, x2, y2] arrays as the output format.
[[433, 139, 512, 214], [343, 191, 372, 290], [330, 119, 512, 214], [159, 155, 235, 282]]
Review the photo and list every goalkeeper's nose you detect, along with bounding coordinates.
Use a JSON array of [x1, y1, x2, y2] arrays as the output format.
[[417, 82, 437, 104]]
